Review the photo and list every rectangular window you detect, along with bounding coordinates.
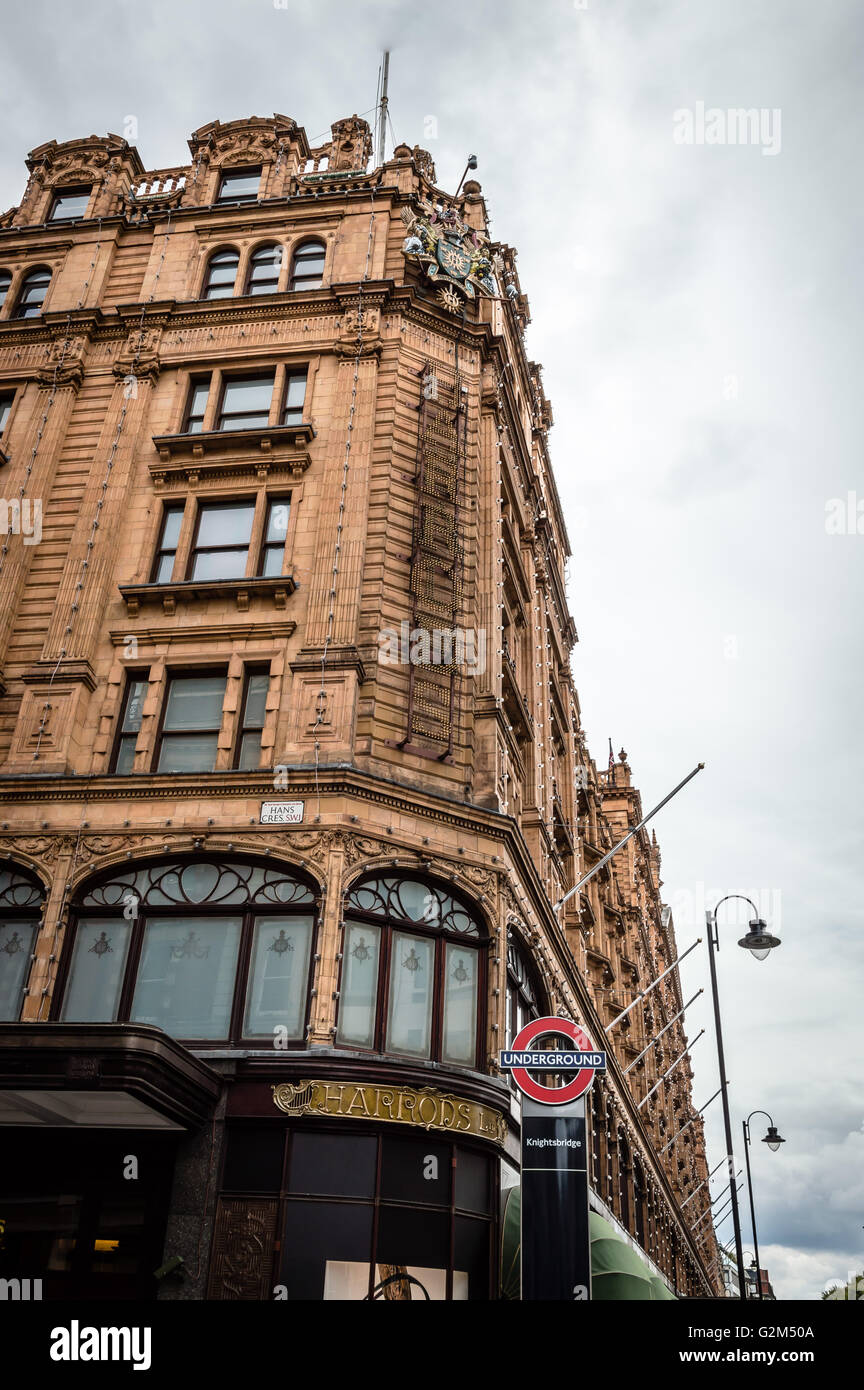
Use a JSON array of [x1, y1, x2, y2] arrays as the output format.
[[0, 391, 14, 436], [156, 672, 227, 773], [49, 187, 91, 221], [130, 915, 242, 1038], [336, 921, 381, 1049], [386, 931, 434, 1058], [259, 496, 290, 577], [151, 503, 184, 583], [243, 914, 314, 1038], [112, 674, 149, 774], [60, 918, 133, 1023], [217, 168, 261, 204], [185, 375, 211, 432], [218, 373, 275, 430], [282, 368, 308, 426], [234, 668, 269, 770], [188, 500, 255, 581], [0, 919, 39, 1021]]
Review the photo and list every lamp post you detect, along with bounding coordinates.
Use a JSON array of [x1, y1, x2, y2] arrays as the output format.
[[706, 896, 781, 1299], [743, 1110, 786, 1300]]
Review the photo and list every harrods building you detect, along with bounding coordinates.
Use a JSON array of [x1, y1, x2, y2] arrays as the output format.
[[0, 112, 720, 1300]]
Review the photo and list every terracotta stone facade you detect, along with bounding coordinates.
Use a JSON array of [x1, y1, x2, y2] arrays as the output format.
[[0, 112, 719, 1298]]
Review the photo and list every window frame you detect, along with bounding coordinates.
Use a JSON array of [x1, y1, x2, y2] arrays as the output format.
[[183, 374, 212, 433], [232, 664, 271, 770], [335, 876, 488, 1069], [153, 666, 228, 775], [53, 857, 319, 1047], [0, 389, 15, 438], [0, 864, 46, 1023], [185, 497, 257, 582], [244, 243, 284, 296], [257, 495, 292, 577], [0, 270, 11, 314], [47, 186, 92, 222], [216, 167, 262, 205], [109, 669, 151, 774], [216, 371, 277, 432], [13, 267, 52, 320], [150, 501, 186, 582], [289, 240, 326, 292], [202, 248, 240, 301]]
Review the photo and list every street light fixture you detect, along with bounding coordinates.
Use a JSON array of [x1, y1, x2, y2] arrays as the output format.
[[705, 896, 781, 1300], [743, 1109, 786, 1300]]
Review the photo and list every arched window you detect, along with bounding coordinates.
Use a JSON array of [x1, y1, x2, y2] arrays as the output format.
[[245, 244, 283, 295], [202, 248, 239, 300], [0, 269, 11, 311], [14, 267, 51, 319], [336, 875, 486, 1066], [0, 864, 46, 1020], [55, 857, 317, 1043], [505, 928, 544, 1043], [289, 240, 326, 292]]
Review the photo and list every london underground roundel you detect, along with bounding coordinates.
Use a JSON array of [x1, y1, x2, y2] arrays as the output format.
[[499, 1016, 607, 1105]]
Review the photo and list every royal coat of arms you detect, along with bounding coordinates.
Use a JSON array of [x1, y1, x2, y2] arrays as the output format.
[[401, 198, 499, 312]]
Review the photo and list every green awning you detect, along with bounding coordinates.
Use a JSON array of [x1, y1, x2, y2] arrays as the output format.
[[501, 1189, 676, 1300]]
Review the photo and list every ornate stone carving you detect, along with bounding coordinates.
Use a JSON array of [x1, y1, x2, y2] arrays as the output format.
[[36, 333, 88, 391], [401, 196, 499, 311], [336, 303, 381, 357], [411, 146, 437, 184], [328, 114, 372, 172], [112, 326, 162, 385]]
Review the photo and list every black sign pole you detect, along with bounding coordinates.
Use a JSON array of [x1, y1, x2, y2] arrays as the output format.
[[520, 1093, 592, 1301]]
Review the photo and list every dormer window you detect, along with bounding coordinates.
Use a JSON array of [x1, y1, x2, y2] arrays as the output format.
[[48, 186, 92, 221], [217, 168, 261, 204]]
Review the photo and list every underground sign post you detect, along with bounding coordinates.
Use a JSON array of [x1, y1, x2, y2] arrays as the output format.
[[500, 1017, 607, 1300]]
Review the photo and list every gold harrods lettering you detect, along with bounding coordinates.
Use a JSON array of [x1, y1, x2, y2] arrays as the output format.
[[271, 1080, 507, 1145]]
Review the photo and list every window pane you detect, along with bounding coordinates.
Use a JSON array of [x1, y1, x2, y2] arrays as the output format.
[[221, 376, 274, 416], [441, 943, 478, 1066], [380, 1136, 451, 1206], [223, 1127, 285, 1191], [219, 171, 260, 201], [130, 915, 242, 1038], [154, 553, 175, 583], [0, 919, 38, 1020], [336, 920, 380, 1049], [0, 394, 13, 434], [284, 372, 307, 411], [50, 191, 90, 221], [61, 918, 132, 1023], [163, 675, 226, 731], [157, 733, 219, 773], [236, 731, 262, 770], [243, 672, 269, 728], [121, 679, 148, 734], [0, 274, 10, 311], [190, 548, 249, 581], [386, 931, 434, 1058], [243, 914, 313, 1038], [160, 507, 184, 551], [114, 736, 137, 775], [186, 381, 210, 427], [265, 500, 290, 544], [196, 502, 255, 548], [282, 1202, 373, 1301], [289, 1134, 377, 1198], [454, 1149, 489, 1213]]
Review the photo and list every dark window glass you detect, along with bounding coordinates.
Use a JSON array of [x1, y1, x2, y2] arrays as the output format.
[[0, 272, 11, 312], [189, 501, 254, 581], [217, 169, 261, 204], [0, 391, 13, 436], [112, 674, 149, 774], [223, 1127, 285, 1192], [185, 376, 211, 432], [289, 241, 326, 291], [14, 268, 51, 319], [380, 1137, 451, 1206], [151, 503, 184, 582], [454, 1148, 489, 1213], [235, 669, 269, 770], [156, 673, 226, 773], [289, 1133, 377, 1198], [258, 496, 290, 576], [376, 1205, 449, 1273], [282, 369, 307, 426], [202, 249, 239, 300], [246, 244, 283, 295], [454, 1215, 489, 1301], [48, 188, 91, 221], [280, 1202, 372, 1301], [218, 374, 274, 430]]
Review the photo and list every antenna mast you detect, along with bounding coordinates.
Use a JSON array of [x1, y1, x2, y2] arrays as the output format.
[[377, 50, 390, 166]]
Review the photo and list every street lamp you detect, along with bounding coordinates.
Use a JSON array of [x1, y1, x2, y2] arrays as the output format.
[[705, 896, 781, 1300], [743, 1109, 786, 1300]]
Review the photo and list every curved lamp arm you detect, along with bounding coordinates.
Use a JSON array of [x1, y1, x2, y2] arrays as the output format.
[[743, 1108, 775, 1143], [710, 895, 760, 950]]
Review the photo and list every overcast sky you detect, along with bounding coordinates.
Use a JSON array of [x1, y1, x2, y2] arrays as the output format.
[[2, 0, 861, 1301]]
